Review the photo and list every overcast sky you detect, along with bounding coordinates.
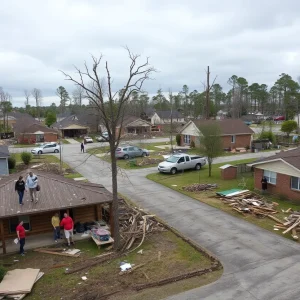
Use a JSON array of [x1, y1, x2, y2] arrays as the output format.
[[1, 0, 300, 106]]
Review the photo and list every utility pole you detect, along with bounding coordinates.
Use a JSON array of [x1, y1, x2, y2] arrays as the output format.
[[206, 66, 210, 119]]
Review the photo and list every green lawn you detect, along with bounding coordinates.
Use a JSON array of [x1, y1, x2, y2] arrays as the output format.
[[61, 139, 70, 144], [147, 158, 300, 241]]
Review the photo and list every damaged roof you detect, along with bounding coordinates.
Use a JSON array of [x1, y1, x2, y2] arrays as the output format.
[[0, 171, 113, 218]]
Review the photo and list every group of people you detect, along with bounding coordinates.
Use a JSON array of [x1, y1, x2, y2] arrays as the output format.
[[16, 212, 75, 256], [15, 171, 39, 205]]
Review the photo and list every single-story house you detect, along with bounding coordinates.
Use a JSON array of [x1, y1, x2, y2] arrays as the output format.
[[248, 147, 300, 201], [143, 109, 185, 124], [14, 122, 58, 144], [52, 115, 89, 138], [0, 146, 9, 175], [179, 119, 254, 149], [116, 116, 152, 136], [0, 171, 114, 254]]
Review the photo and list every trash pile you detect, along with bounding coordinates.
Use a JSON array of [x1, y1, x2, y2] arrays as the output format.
[[137, 157, 163, 166], [91, 228, 110, 242], [216, 189, 278, 217], [119, 199, 166, 252], [0, 268, 43, 300], [183, 183, 218, 192], [273, 210, 300, 240]]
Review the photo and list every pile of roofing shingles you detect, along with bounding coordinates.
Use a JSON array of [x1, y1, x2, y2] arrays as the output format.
[[218, 190, 278, 217], [273, 210, 300, 240], [0, 269, 43, 300]]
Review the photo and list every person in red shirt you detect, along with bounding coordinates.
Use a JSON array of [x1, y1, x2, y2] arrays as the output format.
[[16, 221, 26, 256], [60, 213, 74, 247]]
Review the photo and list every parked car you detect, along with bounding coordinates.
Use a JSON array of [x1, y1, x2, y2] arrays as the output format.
[[158, 154, 206, 175], [84, 136, 93, 143], [115, 145, 149, 159], [31, 143, 60, 154], [96, 132, 109, 142], [274, 116, 285, 121], [244, 121, 252, 126]]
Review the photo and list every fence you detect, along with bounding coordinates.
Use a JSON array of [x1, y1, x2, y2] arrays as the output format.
[[236, 163, 252, 174]]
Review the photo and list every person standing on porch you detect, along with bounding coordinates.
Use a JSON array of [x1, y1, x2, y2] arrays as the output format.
[[60, 213, 74, 247], [26, 172, 38, 202], [261, 176, 268, 193], [81, 142, 84, 153], [15, 176, 25, 205], [51, 213, 61, 243], [16, 221, 26, 256]]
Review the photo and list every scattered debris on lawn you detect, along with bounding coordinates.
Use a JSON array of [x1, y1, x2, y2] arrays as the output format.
[[183, 183, 218, 192], [271, 210, 300, 240], [0, 269, 43, 300], [137, 157, 163, 166], [119, 199, 166, 252], [120, 262, 132, 272], [34, 248, 81, 257], [216, 189, 278, 217]]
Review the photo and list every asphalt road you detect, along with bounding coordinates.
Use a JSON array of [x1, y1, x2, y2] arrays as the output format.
[[57, 146, 300, 300]]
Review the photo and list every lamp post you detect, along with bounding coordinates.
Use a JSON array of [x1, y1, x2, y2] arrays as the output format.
[[59, 125, 62, 174]]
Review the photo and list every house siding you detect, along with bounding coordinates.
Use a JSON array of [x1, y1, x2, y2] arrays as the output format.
[[254, 168, 300, 201], [0, 158, 8, 175], [17, 133, 58, 144], [222, 134, 252, 149]]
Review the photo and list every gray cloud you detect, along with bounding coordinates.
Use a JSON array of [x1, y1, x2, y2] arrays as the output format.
[[1, 0, 300, 106]]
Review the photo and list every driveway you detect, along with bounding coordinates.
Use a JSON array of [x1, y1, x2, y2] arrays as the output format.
[[60, 147, 300, 300]]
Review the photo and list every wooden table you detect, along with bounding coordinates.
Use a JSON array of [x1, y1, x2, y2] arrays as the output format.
[[91, 235, 114, 249]]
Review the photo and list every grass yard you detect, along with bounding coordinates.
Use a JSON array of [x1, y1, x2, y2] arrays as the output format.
[[1, 232, 222, 300], [147, 159, 300, 241]]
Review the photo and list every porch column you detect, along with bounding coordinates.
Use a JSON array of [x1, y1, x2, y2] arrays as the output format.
[[95, 204, 102, 221], [109, 203, 114, 237], [0, 220, 6, 254]]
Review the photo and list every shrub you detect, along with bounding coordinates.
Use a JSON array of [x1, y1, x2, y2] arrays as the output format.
[[176, 134, 181, 146], [21, 152, 32, 165], [190, 140, 195, 148], [259, 131, 276, 144], [8, 155, 16, 169], [281, 120, 298, 137], [0, 265, 6, 281]]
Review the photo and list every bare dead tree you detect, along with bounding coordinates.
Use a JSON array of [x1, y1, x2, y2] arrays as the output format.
[[32, 88, 43, 120], [24, 90, 31, 107], [60, 48, 156, 250], [205, 66, 217, 119], [72, 86, 85, 106]]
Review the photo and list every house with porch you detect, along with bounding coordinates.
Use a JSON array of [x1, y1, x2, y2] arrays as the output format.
[[179, 119, 254, 149], [14, 122, 58, 144], [143, 109, 185, 124], [116, 116, 152, 136], [0, 171, 114, 254], [248, 147, 300, 201], [0, 146, 9, 175]]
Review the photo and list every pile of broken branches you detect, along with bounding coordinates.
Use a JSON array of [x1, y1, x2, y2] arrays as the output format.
[[218, 191, 278, 217], [183, 183, 218, 192], [119, 199, 166, 252], [273, 210, 300, 240], [137, 157, 163, 166]]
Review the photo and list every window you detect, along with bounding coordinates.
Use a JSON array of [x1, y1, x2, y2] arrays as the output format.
[[185, 156, 190, 162], [263, 170, 277, 184], [184, 135, 191, 144], [291, 177, 300, 190], [231, 135, 236, 143], [9, 216, 31, 233], [128, 147, 134, 151], [178, 157, 185, 163]]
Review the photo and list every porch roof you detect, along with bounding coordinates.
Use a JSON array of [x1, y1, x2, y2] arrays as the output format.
[[0, 171, 113, 219]]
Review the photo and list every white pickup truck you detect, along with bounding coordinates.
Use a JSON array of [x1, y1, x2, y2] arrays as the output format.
[[158, 154, 206, 175]]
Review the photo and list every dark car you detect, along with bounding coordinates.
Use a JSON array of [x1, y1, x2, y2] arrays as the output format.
[[274, 116, 285, 121]]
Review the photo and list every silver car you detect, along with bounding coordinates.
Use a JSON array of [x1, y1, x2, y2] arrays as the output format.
[[31, 143, 60, 154], [115, 145, 149, 159]]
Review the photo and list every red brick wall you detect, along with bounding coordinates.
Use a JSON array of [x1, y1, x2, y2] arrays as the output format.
[[222, 134, 252, 149], [254, 168, 300, 201], [180, 133, 252, 149], [17, 133, 58, 144], [221, 167, 237, 180]]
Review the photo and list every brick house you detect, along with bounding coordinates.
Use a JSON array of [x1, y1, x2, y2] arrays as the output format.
[[115, 116, 152, 137], [249, 147, 300, 201], [14, 122, 58, 144], [179, 119, 254, 150]]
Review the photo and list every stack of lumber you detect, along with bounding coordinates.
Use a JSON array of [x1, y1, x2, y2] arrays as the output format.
[[217, 190, 278, 217], [119, 199, 166, 252], [0, 269, 43, 300], [34, 247, 81, 257], [183, 183, 217, 192], [273, 211, 300, 240]]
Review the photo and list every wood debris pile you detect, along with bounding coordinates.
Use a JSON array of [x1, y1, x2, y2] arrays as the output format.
[[183, 183, 217, 192], [273, 210, 300, 240], [217, 190, 278, 217], [137, 157, 163, 166], [118, 199, 166, 252]]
